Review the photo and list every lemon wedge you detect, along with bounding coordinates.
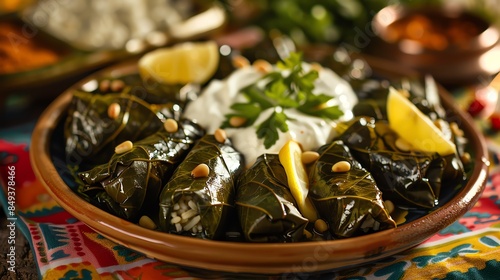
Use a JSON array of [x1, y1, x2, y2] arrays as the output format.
[[279, 140, 318, 222], [387, 87, 456, 156], [138, 41, 219, 85]]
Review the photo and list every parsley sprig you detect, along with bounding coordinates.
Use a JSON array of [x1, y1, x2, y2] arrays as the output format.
[[222, 52, 344, 148]]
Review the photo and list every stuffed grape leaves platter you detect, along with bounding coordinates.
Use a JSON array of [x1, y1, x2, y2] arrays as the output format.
[[30, 48, 489, 274]]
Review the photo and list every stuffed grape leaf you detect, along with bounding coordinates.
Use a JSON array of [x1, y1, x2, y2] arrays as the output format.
[[338, 117, 465, 209], [65, 91, 181, 168], [236, 154, 308, 243], [158, 134, 245, 240], [309, 140, 396, 238], [78, 119, 204, 221]]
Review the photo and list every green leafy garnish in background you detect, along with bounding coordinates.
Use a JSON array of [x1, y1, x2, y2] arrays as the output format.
[[221, 52, 344, 149]]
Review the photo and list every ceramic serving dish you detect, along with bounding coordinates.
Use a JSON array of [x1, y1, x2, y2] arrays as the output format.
[[368, 4, 500, 86], [30, 54, 489, 275], [1, 3, 226, 94]]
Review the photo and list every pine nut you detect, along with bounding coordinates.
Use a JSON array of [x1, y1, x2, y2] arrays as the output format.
[[191, 163, 210, 178], [450, 122, 464, 137], [110, 79, 125, 92], [395, 137, 412, 152], [115, 140, 133, 154], [214, 128, 227, 143], [332, 161, 351, 172], [173, 203, 180, 211], [229, 116, 246, 127], [461, 152, 471, 164], [433, 119, 443, 130], [253, 59, 272, 73], [138, 215, 157, 230], [302, 151, 319, 165], [99, 79, 110, 92], [314, 219, 329, 233], [384, 200, 395, 214], [310, 62, 323, 72], [164, 118, 178, 133], [399, 89, 410, 98], [232, 55, 250, 68], [107, 102, 121, 120]]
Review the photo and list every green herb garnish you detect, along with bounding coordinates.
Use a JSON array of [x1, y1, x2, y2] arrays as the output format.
[[222, 52, 344, 148]]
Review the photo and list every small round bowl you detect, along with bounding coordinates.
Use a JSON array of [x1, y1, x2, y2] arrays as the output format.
[[368, 4, 500, 86], [30, 57, 489, 275]]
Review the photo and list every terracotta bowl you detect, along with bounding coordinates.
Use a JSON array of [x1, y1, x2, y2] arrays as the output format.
[[30, 57, 489, 275], [368, 4, 500, 86]]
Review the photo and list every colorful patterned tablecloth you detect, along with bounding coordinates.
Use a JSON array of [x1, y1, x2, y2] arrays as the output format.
[[1, 87, 500, 280]]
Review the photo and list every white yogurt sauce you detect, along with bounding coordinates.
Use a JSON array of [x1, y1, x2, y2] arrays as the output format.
[[183, 64, 357, 166]]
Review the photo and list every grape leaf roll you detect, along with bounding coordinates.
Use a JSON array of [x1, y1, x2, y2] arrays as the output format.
[[78, 119, 204, 221], [65, 91, 181, 167], [337, 117, 465, 209], [309, 140, 396, 238], [158, 134, 245, 240], [236, 154, 308, 243]]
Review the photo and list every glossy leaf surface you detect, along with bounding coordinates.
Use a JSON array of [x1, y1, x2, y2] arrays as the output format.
[[309, 140, 396, 238], [78, 119, 204, 221], [338, 117, 465, 209], [64, 91, 181, 167], [236, 154, 308, 243], [158, 135, 244, 240]]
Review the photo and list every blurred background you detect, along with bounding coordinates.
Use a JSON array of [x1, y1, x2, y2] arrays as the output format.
[[1, 0, 500, 120]]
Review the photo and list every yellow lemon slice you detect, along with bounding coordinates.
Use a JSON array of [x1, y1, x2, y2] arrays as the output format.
[[138, 41, 219, 85], [387, 87, 456, 156], [279, 140, 318, 222]]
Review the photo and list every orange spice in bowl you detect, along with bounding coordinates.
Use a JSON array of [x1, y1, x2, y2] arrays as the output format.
[[0, 20, 63, 75], [382, 10, 487, 52], [368, 5, 500, 86]]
